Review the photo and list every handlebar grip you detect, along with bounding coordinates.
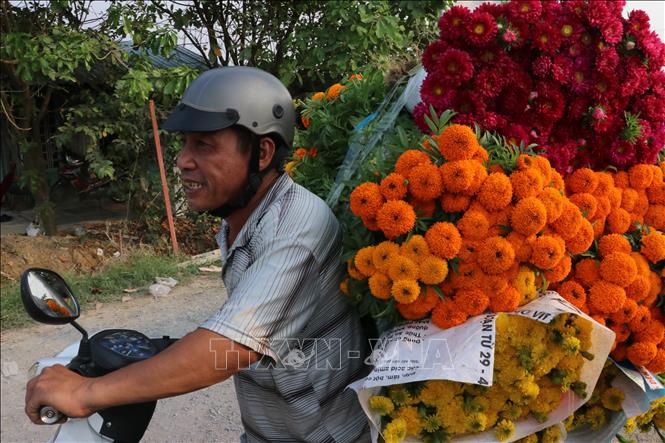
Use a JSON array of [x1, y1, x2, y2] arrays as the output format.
[[40, 406, 62, 424]]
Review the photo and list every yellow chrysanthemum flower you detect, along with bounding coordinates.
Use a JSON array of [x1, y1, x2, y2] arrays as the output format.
[[392, 406, 424, 437], [418, 255, 449, 285], [494, 419, 515, 441], [372, 241, 401, 272], [600, 387, 624, 412], [466, 412, 488, 432], [369, 395, 395, 416], [400, 235, 430, 263], [382, 418, 407, 443], [512, 266, 537, 304], [540, 425, 562, 443]]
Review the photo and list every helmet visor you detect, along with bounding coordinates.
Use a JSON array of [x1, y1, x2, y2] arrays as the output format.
[[163, 103, 240, 132]]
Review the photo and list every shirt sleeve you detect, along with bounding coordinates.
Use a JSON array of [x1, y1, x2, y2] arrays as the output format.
[[200, 236, 321, 362]]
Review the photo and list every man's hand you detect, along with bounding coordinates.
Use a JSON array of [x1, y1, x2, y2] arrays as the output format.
[[25, 365, 94, 424]]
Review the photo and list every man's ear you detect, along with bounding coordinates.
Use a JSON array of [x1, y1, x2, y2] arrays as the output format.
[[258, 136, 276, 171]]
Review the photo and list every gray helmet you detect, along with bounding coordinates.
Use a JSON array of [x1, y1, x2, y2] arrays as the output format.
[[163, 66, 295, 147]]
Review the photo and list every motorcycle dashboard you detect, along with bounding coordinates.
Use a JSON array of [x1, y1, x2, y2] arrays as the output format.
[[90, 329, 158, 371]]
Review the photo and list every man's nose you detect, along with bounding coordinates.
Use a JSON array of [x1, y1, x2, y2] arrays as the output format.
[[176, 142, 194, 171]]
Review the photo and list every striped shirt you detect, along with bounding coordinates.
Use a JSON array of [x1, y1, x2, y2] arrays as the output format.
[[201, 173, 370, 442]]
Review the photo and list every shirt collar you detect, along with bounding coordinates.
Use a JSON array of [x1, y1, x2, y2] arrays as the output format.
[[216, 173, 294, 259]]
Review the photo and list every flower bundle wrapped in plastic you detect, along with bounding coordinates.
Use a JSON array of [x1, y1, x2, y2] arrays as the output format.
[[367, 312, 593, 442], [548, 162, 665, 373], [415, 0, 665, 173], [564, 362, 625, 432], [345, 117, 597, 330], [623, 396, 665, 437]]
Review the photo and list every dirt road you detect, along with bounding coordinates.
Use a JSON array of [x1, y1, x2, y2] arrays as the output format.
[[0, 275, 243, 443]]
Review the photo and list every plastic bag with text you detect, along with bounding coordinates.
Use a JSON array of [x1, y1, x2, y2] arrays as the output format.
[[349, 292, 615, 442]]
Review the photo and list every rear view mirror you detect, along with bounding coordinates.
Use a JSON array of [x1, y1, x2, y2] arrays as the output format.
[[20, 268, 80, 324]]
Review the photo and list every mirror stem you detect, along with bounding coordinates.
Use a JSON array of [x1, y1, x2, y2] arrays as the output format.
[[71, 320, 88, 341]]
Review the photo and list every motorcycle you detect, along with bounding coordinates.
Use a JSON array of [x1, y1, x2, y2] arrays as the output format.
[[49, 154, 126, 203], [21, 268, 177, 442]]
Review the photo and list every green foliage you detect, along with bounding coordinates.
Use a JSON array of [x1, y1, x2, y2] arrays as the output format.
[[0, 251, 204, 330], [109, 0, 450, 94]]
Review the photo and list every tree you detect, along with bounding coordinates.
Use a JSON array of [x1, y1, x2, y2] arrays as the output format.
[[109, 0, 449, 96], [0, 0, 125, 234]]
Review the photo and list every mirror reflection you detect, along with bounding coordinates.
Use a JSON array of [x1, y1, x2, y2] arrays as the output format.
[[26, 270, 79, 318]]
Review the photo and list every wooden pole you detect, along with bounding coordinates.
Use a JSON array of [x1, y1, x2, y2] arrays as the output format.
[[149, 100, 179, 255]]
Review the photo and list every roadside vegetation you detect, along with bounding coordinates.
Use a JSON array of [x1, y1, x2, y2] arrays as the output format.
[[0, 251, 210, 331]]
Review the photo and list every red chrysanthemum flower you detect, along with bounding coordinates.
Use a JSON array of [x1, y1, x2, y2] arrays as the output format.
[[466, 11, 498, 46], [422, 40, 449, 73], [532, 23, 561, 54], [436, 49, 474, 86], [438, 5, 472, 41], [509, 0, 542, 20]]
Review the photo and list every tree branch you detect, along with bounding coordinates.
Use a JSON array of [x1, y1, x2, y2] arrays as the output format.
[[216, 1, 238, 66], [37, 85, 52, 122]]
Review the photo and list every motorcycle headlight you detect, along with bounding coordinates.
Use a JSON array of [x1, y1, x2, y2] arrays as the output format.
[[27, 362, 40, 378]]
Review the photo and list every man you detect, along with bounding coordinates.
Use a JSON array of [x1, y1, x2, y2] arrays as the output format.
[[25, 67, 371, 442]]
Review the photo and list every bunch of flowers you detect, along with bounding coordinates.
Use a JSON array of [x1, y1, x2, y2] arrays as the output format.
[[415, 0, 665, 173], [514, 425, 562, 443], [346, 120, 596, 330], [563, 362, 624, 432], [623, 396, 665, 437], [549, 162, 665, 372], [368, 313, 593, 442]]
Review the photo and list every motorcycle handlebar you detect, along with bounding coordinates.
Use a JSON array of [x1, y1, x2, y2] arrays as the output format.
[[40, 406, 62, 424]]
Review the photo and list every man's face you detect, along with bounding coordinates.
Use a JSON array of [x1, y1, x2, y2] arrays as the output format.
[[176, 129, 250, 212]]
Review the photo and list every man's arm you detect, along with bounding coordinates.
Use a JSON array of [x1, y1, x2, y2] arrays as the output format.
[[25, 328, 258, 424]]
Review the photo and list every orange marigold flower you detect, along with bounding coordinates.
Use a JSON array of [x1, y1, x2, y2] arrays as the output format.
[[592, 216, 606, 239], [326, 83, 345, 100], [394, 150, 431, 177], [400, 235, 430, 263], [595, 196, 612, 218], [450, 261, 484, 290], [567, 168, 599, 194], [458, 238, 481, 263], [592, 172, 615, 198], [368, 272, 392, 300], [311, 91, 325, 101], [610, 322, 631, 343], [588, 280, 626, 314], [627, 341, 658, 367], [476, 236, 516, 275], [645, 205, 665, 230], [598, 234, 632, 257], [458, 210, 490, 240], [506, 232, 533, 262], [544, 255, 572, 283], [440, 192, 471, 213], [634, 320, 665, 344], [490, 164, 505, 174], [482, 275, 510, 296], [511, 197, 548, 236], [439, 160, 475, 193], [653, 164, 664, 183], [466, 161, 489, 196], [614, 171, 630, 189], [472, 146, 489, 163], [347, 259, 365, 280], [633, 192, 650, 216], [361, 215, 380, 231], [301, 115, 311, 128], [647, 182, 665, 205], [455, 288, 489, 316], [425, 222, 462, 259], [609, 298, 639, 324], [621, 188, 639, 212], [477, 173, 513, 211], [611, 343, 627, 361], [565, 219, 594, 255], [646, 349, 665, 374], [339, 278, 349, 295], [516, 154, 537, 170], [629, 305, 652, 333], [641, 232, 665, 264], [629, 164, 654, 189], [626, 275, 650, 302], [606, 208, 631, 234], [411, 198, 436, 218], [550, 203, 584, 240], [387, 255, 419, 281], [380, 173, 408, 201], [538, 187, 566, 223], [435, 124, 479, 161], [599, 252, 637, 287], [376, 200, 416, 239], [391, 279, 420, 304], [294, 148, 308, 159], [408, 163, 443, 200], [489, 285, 521, 313], [419, 255, 449, 285], [530, 235, 566, 270], [372, 241, 401, 272], [569, 193, 598, 220], [354, 246, 377, 276], [349, 73, 363, 81], [350, 182, 384, 219], [396, 286, 439, 320], [432, 298, 468, 329], [510, 168, 544, 200], [549, 169, 565, 191], [558, 280, 587, 310], [532, 156, 553, 183], [608, 187, 623, 209]]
